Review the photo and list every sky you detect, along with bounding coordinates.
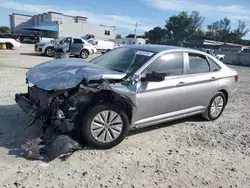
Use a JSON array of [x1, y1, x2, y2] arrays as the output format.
[[0, 0, 250, 39]]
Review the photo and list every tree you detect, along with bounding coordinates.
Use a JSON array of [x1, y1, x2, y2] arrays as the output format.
[[235, 20, 249, 38], [0, 26, 10, 33], [207, 18, 231, 41], [144, 26, 166, 42], [165, 12, 194, 45], [116, 34, 122, 39], [126, 34, 135, 38], [189, 11, 205, 30]]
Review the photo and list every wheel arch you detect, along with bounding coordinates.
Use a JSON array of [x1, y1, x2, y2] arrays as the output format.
[[218, 89, 228, 104], [77, 90, 133, 125], [81, 48, 90, 55]]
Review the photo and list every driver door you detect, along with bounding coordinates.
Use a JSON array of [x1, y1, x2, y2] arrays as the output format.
[[133, 52, 187, 127]]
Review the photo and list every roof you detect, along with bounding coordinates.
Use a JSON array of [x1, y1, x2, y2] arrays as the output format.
[[127, 44, 185, 53]]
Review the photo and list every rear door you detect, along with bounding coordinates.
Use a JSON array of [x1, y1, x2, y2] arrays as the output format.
[[180, 52, 220, 113], [70, 38, 84, 55]]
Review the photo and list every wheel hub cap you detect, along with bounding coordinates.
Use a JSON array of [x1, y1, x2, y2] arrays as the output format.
[[90, 110, 123, 143], [210, 96, 224, 117]]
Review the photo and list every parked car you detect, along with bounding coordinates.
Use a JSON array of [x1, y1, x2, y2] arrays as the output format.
[[35, 37, 97, 58], [204, 49, 225, 62], [23, 37, 39, 44], [15, 45, 238, 149], [87, 39, 115, 52], [0, 34, 21, 49]]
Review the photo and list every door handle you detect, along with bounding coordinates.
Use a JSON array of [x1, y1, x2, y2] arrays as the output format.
[[176, 82, 185, 87], [209, 77, 217, 81]]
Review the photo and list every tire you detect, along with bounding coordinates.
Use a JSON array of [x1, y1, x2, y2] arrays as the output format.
[[80, 103, 129, 149], [6, 42, 13, 50], [219, 58, 224, 62], [202, 91, 226, 121], [80, 49, 89, 59], [45, 47, 55, 57]]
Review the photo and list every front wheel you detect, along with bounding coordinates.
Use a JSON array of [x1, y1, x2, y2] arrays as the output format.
[[80, 103, 129, 149], [202, 91, 226, 121]]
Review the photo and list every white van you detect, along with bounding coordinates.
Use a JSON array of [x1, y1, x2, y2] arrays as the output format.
[[87, 39, 115, 52]]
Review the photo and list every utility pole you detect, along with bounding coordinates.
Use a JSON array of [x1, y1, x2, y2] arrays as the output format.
[[134, 22, 137, 39]]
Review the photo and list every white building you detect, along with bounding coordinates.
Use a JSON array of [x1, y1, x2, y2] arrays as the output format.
[[9, 12, 116, 40]]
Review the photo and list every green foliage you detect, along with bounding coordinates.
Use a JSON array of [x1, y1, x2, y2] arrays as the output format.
[[144, 11, 249, 45], [165, 12, 194, 46], [145, 27, 166, 42], [116, 34, 122, 39], [0, 26, 10, 33]]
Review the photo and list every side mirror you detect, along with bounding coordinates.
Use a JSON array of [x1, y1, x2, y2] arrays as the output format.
[[142, 71, 166, 82]]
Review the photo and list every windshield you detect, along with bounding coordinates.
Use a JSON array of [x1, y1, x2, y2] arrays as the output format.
[[90, 47, 155, 75]]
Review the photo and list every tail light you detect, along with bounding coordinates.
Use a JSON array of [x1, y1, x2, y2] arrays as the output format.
[[15, 39, 20, 42], [234, 75, 238, 82]]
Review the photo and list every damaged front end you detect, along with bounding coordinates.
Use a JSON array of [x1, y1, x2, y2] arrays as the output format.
[[15, 58, 135, 133], [15, 81, 104, 133]]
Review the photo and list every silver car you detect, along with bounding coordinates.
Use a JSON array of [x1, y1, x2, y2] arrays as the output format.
[[15, 45, 238, 149]]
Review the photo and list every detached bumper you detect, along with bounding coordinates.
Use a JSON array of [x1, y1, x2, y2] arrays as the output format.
[[15, 93, 39, 117]]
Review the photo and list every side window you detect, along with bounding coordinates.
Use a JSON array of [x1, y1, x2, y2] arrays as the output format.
[[73, 38, 83, 44], [207, 57, 221, 72], [146, 53, 184, 76], [188, 53, 210, 74]]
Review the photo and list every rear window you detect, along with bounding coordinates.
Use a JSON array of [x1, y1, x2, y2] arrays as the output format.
[[188, 53, 210, 74]]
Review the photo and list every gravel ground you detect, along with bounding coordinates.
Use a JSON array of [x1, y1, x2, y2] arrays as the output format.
[[0, 44, 250, 188]]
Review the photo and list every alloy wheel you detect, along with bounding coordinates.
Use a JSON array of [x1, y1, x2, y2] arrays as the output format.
[[210, 96, 224, 118], [90, 110, 123, 143]]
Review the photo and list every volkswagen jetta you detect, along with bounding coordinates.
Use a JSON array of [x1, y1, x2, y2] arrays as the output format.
[[15, 45, 238, 149]]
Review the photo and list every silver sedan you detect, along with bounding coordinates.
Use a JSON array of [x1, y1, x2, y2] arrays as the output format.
[[16, 45, 238, 149]]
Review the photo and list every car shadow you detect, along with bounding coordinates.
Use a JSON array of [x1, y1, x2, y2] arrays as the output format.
[[0, 104, 205, 159], [19, 52, 46, 57], [0, 104, 42, 158], [1, 64, 30, 70]]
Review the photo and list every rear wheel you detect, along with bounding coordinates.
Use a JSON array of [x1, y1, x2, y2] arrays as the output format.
[[6, 42, 13, 50], [80, 103, 129, 149], [45, 47, 55, 57], [202, 91, 226, 121], [80, 49, 89, 59]]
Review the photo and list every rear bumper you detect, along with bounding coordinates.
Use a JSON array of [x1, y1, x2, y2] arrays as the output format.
[[15, 93, 39, 117]]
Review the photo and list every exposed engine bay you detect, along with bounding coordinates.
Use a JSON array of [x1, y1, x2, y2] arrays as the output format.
[[15, 78, 132, 133]]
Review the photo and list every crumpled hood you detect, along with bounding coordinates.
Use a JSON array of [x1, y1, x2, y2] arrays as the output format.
[[26, 58, 126, 90]]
